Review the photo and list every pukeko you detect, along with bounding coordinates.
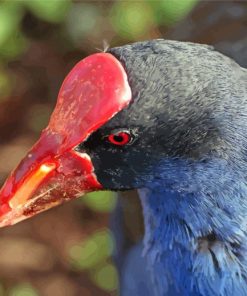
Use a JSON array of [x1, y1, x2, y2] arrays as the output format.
[[0, 40, 246, 296]]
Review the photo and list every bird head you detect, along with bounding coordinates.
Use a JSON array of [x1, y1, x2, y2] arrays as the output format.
[[0, 40, 245, 227], [0, 52, 131, 226]]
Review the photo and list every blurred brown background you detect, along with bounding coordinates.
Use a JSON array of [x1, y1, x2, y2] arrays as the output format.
[[0, 1, 246, 295]]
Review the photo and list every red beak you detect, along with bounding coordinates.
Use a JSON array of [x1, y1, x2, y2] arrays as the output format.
[[0, 53, 131, 227]]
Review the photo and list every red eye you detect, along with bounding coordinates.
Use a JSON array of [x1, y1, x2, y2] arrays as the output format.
[[107, 131, 132, 146]]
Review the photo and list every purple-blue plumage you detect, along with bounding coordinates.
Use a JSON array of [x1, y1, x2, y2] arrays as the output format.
[[77, 39, 247, 295]]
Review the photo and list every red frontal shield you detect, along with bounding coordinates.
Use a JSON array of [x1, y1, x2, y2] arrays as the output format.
[[0, 53, 131, 227]]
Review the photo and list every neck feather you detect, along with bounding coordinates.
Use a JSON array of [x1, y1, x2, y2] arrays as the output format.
[[139, 184, 247, 296]]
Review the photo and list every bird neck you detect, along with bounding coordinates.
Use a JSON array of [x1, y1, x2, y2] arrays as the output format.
[[138, 183, 247, 296]]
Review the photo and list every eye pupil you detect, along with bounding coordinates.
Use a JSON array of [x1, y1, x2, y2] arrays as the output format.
[[107, 131, 132, 146], [113, 135, 124, 142]]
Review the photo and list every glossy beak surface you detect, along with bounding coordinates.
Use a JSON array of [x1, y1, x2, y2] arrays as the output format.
[[0, 53, 131, 227]]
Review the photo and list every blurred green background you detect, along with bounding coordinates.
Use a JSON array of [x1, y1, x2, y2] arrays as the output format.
[[0, 0, 246, 295]]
